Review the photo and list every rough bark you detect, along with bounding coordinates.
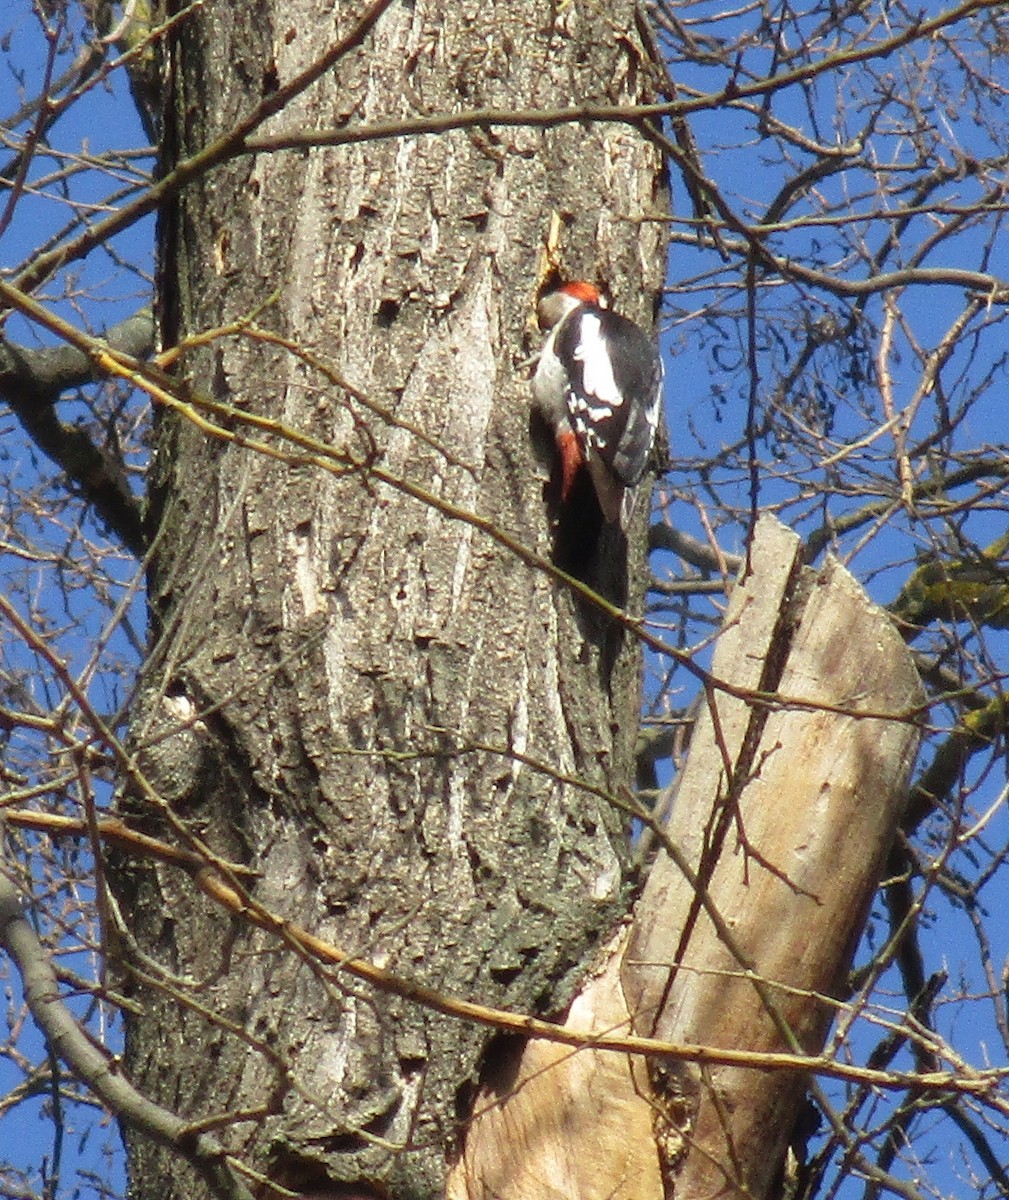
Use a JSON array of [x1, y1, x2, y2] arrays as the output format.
[[448, 515, 925, 1200], [113, 2, 667, 1198]]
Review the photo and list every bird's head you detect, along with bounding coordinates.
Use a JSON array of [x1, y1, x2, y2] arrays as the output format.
[[537, 280, 607, 330]]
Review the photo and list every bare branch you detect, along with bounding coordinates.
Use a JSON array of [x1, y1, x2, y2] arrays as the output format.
[[0, 862, 255, 1200], [0, 309, 152, 556]]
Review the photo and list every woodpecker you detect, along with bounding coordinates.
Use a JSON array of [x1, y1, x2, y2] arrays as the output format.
[[532, 280, 662, 529]]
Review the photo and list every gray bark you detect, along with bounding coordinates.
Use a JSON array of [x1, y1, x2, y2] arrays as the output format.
[[114, 2, 667, 1198]]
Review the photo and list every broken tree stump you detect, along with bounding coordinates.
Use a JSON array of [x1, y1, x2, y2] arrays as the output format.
[[449, 514, 925, 1200]]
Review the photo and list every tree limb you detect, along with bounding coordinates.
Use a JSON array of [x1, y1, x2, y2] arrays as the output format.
[[649, 521, 743, 574], [0, 858, 255, 1200], [0, 309, 152, 556]]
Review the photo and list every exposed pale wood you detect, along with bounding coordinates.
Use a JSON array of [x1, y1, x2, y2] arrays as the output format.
[[450, 515, 925, 1200], [448, 929, 663, 1200]]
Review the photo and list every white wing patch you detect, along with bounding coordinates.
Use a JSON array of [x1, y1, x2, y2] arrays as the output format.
[[553, 301, 660, 501], [571, 314, 623, 410]]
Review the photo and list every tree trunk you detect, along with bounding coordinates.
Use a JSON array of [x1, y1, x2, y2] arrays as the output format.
[[448, 516, 924, 1199], [114, 2, 667, 1198]]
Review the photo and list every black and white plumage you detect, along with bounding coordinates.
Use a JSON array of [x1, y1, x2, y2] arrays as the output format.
[[532, 280, 662, 528]]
